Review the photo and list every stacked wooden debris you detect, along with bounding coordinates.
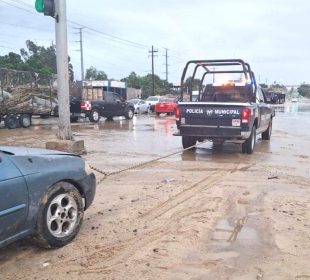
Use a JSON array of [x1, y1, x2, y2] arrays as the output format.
[[0, 86, 56, 115]]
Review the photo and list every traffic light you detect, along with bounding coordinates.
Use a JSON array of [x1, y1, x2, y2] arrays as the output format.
[[35, 0, 55, 17]]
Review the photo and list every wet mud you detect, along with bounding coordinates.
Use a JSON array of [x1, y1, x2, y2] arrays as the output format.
[[0, 103, 309, 279]]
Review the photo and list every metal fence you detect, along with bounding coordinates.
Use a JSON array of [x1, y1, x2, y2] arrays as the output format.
[[0, 68, 57, 116]]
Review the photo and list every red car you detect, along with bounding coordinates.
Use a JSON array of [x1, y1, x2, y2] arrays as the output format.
[[155, 97, 178, 116]]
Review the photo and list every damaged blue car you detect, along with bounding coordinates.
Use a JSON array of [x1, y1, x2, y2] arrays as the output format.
[[0, 146, 96, 248]]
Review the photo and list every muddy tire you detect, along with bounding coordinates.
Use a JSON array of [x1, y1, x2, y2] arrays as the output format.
[[35, 182, 84, 248], [89, 109, 100, 123], [5, 114, 18, 129], [242, 126, 256, 154], [262, 119, 272, 140], [182, 136, 197, 150], [125, 108, 134, 120], [19, 114, 32, 128]]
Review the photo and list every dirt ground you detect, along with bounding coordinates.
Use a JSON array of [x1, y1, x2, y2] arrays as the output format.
[[0, 103, 309, 280]]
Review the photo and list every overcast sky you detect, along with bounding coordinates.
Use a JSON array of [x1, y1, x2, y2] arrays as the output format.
[[0, 0, 309, 85]]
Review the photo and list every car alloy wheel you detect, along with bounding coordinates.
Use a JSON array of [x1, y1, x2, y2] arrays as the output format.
[[47, 193, 78, 238], [36, 182, 84, 248]]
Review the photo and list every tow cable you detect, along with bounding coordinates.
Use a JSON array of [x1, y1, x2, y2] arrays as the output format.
[[90, 140, 207, 185]]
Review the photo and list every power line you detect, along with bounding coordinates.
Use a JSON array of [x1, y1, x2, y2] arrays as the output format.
[[68, 20, 150, 50], [0, 20, 53, 32], [0, 0, 38, 15], [2, 0, 150, 50]]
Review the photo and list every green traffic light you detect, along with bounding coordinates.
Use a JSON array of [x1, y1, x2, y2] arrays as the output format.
[[35, 0, 44, 13]]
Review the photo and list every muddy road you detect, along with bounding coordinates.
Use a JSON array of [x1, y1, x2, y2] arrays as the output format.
[[0, 103, 309, 280]]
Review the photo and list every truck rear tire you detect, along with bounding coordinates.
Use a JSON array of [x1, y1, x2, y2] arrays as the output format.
[[182, 136, 197, 150], [5, 114, 18, 129], [125, 108, 134, 120], [19, 114, 32, 128], [262, 119, 272, 140], [89, 109, 100, 123], [242, 126, 256, 154]]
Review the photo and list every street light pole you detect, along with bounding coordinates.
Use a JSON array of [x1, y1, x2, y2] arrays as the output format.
[[55, 0, 72, 140]]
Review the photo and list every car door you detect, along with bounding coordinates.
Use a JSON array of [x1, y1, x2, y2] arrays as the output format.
[[259, 87, 270, 129], [255, 87, 266, 129], [112, 93, 126, 115], [139, 100, 148, 112], [0, 152, 28, 242]]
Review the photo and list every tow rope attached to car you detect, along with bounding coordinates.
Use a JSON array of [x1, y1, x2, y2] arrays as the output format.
[[89, 141, 207, 185]]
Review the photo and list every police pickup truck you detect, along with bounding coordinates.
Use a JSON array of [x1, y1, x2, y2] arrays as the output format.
[[174, 59, 275, 154]]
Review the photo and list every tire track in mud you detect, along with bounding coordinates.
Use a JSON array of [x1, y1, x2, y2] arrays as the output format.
[[58, 162, 242, 276], [139, 165, 237, 221]]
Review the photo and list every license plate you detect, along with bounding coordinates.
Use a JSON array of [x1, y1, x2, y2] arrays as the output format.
[[232, 119, 241, 127]]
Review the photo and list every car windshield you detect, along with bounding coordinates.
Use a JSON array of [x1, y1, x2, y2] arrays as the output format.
[[199, 85, 249, 103], [146, 96, 159, 101]]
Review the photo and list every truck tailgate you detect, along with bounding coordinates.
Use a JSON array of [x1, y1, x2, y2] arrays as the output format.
[[178, 102, 249, 137]]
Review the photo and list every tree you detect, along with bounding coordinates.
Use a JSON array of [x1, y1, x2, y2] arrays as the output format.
[[140, 74, 170, 98], [0, 40, 74, 82], [85, 66, 107, 80], [184, 77, 201, 91], [121, 71, 141, 89], [0, 52, 25, 70], [297, 84, 310, 98]]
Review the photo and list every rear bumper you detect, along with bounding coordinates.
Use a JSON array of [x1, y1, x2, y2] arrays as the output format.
[[155, 107, 175, 113], [175, 125, 250, 140], [71, 112, 87, 118]]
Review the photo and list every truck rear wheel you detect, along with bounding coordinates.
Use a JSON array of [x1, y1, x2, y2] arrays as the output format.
[[262, 119, 272, 140], [89, 109, 100, 123], [5, 114, 18, 129], [182, 136, 197, 150], [125, 108, 134, 120], [242, 126, 256, 154], [19, 114, 32, 128]]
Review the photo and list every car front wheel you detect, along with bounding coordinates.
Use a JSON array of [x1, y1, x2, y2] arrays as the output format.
[[35, 182, 84, 248]]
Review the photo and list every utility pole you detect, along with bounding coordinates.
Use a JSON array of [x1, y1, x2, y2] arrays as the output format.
[[75, 27, 85, 81], [149, 45, 158, 96], [164, 48, 169, 82], [55, 0, 72, 140]]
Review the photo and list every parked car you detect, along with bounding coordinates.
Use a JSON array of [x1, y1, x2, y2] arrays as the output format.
[[155, 97, 178, 116], [146, 96, 161, 112], [291, 97, 298, 102], [127, 99, 150, 114], [0, 146, 96, 249]]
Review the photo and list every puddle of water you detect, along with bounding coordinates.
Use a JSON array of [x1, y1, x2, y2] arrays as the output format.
[[210, 218, 261, 259]]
